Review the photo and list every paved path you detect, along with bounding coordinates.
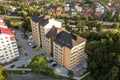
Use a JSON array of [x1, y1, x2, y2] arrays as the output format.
[[6, 68, 31, 71]]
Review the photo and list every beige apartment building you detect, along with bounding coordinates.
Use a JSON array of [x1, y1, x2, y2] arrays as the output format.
[[53, 30, 86, 70], [31, 15, 86, 70], [30, 15, 61, 55]]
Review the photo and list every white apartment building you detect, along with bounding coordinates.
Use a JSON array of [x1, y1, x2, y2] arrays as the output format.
[[0, 18, 19, 64]]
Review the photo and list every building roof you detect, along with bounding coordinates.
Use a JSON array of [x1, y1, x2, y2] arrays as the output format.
[[46, 27, 62, 39], [54, 31, 86, 49], [0, 18, 13, 35], [32, 16, 49, 26], [0, 27, 13, 35]]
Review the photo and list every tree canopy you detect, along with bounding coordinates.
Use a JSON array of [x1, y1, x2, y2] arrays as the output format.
[[0, 66, 5, 80]]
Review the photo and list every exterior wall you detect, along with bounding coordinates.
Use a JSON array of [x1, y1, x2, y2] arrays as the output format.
[[70, 41, 86, 69], [45, 37, 51, 55], [53, 41, 86, 70], [63, 46, 71, 70], [30, 19, 41, 47], [40, 26, 46, 52], [53, 42, 63, 66], [0, 34, 19, 64]]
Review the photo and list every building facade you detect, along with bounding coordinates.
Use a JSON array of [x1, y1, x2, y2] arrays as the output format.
[[0, 18, 19, 64], [31, 16, 62, 55], [31, 16, 86, 70]]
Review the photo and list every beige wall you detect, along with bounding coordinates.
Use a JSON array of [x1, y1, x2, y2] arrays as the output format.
[[30, 19, 42, 47], [63, 46, 71, 70]]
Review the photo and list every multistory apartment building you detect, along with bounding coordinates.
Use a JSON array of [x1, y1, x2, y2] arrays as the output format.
[[31, 16, 86, 70], [53, 31, 86, 70], [30, 15, 61, 55], [0, 18, 19, 64]]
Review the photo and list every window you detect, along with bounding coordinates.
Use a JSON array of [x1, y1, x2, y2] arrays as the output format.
[[0, 38, 3, 40], [6, 54, 8, 56], [0, 55, 4, 58]]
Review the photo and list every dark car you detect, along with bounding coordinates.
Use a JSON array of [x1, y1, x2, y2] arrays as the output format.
[[13, 58, 18, 62], [10, 64, 15, 68], [21, 34, 28, 39], [21, 34, 25, 37], [32, 46, 37, 48], [52, 63, 57, 67], [18, 46, 22, 48], [25, 53, 28, 56], [41, 53, 45, 56]]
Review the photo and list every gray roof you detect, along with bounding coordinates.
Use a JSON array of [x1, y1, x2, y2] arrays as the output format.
[[46, 27, 62, 40], [54, 31, 86, 49], [46, 27, 58, 39], [32, 16, 49, 26]]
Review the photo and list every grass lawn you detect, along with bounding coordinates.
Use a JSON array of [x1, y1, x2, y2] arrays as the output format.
[[7, 70, 30, 74]]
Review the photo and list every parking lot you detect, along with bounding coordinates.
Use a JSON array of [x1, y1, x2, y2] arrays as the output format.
[[5, 31, 42, 69]]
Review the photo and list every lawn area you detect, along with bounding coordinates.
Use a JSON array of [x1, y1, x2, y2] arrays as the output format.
[[7, 70, 30, 74], [102, 29, 120, 33], [82, 75, 93, 80]]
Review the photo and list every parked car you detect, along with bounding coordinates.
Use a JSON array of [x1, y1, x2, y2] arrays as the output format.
[[10, 64, 15, 68], [25, 53, 28, 56], [13, 58, 19, 62], [51, 62, 57, 67], [28, 42, 33, 46], [32, 46, 37, 48], [41, 53, 45, 56], [52, 63, 57, 67]]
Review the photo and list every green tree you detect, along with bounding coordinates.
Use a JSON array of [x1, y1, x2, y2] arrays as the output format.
[[68, 70, 74, 78], [22, 16, 31, 33], [112, 23, 119, 29], [28, 55, 48, 73], [0, 66, 5, 80]]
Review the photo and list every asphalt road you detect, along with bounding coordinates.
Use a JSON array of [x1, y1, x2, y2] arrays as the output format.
[[7, 73, 57, 80]]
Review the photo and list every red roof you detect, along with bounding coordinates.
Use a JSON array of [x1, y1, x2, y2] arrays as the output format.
[[95, 11, 102, 16], [84, 11, 94, 17], [0, 27, 13, 35], [114, 3, 120, 7]]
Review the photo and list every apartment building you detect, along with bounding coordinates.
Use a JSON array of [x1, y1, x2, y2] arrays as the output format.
[[31, 15, 86, 70], [0, 18, 19, 64], [53, 31, 86, 70], [31, 15, 62, 55]]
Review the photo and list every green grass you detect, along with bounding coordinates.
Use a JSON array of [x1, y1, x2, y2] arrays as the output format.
[[7, 70, 30, 75]]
